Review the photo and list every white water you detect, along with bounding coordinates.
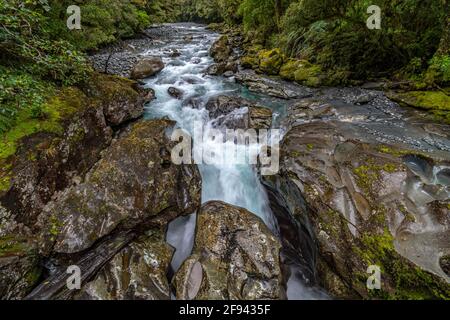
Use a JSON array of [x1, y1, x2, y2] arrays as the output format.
[[144, 23, 324, 300]]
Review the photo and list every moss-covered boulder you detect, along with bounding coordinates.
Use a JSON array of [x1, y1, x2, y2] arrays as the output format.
[[77, 231, 174, 300], [174, 201, 285, 300], [210, 35, 232, 63], [37, 119, 202, 254], [0, 74, 149, 226], [258, 49, 285, 75], [262, 100, 450, 299], [387, 90, 450, 124]]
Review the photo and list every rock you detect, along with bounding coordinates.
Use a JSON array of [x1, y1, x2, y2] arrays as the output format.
[[78, 231, 173, 300], [0, 235, 41, 299], [210, 35, 232, 63], [93, 77, 149, 126], [181, 75, 205, 84], [169, 49, 181, 57], [261, 100, 450, 299], [386, 91, 450, 125], [173, 201, 285, 300], [206, 63, 225, 76], [0, 74, 148, 226], [258, 49, 284, 75], [168, 87, 184, 100], [223, 71, 234, 78], [130, 57, 165, 79], [37, 119, 202, 254], [205, 95, 272, 129], [235, 70, 312, 100], [183, 35, 193, 42]]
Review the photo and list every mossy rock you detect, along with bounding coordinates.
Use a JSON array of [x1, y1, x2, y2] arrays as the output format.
[[258, 48, 285, 75], [0, 235, 42, 299], [387, 90, 450, 124]]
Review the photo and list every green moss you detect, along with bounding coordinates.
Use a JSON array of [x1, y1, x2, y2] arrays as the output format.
[[0, 236, 29, 257], [353, 160, 399, 197], [355, 228, 450, 299], [258, 48, 285, 75], [306, 143, 314, 151], [0, 87, 85, 163], [387, 90, 450, 124], [279, 59, 301, 81]]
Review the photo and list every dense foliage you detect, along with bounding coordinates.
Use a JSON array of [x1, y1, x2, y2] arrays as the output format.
[[0, 0, 152, 134]]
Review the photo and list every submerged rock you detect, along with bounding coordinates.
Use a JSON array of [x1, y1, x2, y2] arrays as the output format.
[[168, 87, 184, 100], [130, 57, 165, 79], [37, 119, 202, 254], [174, 201, 285, 300]]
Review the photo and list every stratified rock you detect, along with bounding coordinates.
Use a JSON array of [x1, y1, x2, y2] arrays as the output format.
[[174, 201, 285, 300], [262, 100, 450, 299], [235, 70, 312, 100], [77, 231, 173, 300], [37, 119, 202, 254], [205, 95, 272, 129], [210, 35, 232, 63], [130, 57, 165, 79]]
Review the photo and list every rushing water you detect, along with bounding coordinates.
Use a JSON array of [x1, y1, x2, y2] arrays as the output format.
[[144, 23, 325, 299]]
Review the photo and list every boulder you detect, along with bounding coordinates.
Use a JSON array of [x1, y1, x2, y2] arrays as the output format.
[[130, 57, 165, 79], [168, 87, 184, 100], [77, 231, 174, 300], [210, 36, 232, 63], [37, 119, 202, 254], [173, 201, 285, 300], [205, 95, 272, 129], [0, 74, 148, 226], [235, 70, 312, 100]]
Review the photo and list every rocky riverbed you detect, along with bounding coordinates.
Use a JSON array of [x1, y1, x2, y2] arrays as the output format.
[[0, 23, 448, 300]]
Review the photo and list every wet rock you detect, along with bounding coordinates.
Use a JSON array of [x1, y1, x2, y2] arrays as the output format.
[[0, 74, 148, 226], [235, 70, 312, 100], [181, 75, 205, 84], [183, 35, 194, 42], [37, 119, 202, 254], [130, 57, 165, 79], [206, 63, 225, 76], [78, 231, 173, 300], [174, 201, 285, 300], [205, 95, 272, 129], [168, 87, 184, 100], [262, 105, 450, 298], [223, 71, 234, 78], [0, 235, 41, 299], [169, 49, 181, 58], [210, 35, 232, 63]]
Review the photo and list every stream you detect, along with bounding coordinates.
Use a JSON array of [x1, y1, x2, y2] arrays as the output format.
[[142, 23, 327, 299]]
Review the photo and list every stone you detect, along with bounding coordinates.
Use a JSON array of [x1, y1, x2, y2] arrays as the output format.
[[173, 201, 285, 300], [37, 119, 202, 254], [168, 87, 184, 100], [130, 57, 165, 79], [78, 232, 174, 300]]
